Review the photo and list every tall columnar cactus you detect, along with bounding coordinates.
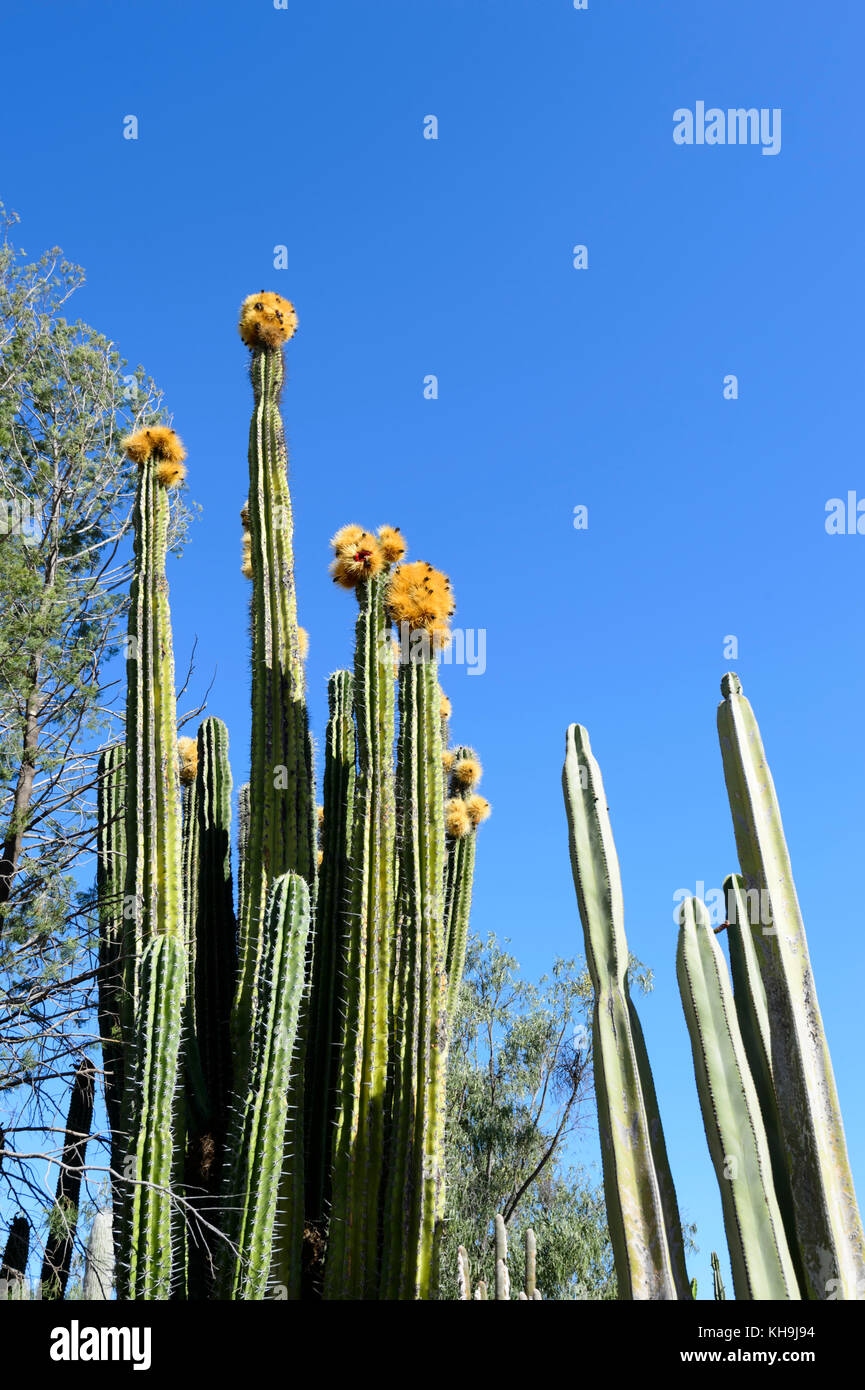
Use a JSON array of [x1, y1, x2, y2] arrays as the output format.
[[41, 1058, 96, 1299], [676, 896, 800, 1300], [117, 425, 188, 1301], [306, 670, 356, 1239], [443, 746, 490, 1026], [216, 873, 310, 1301], [178, 735, 200, 1002], [717, 673, 865, 1300], [95, 743, 127, 1217], [381, 560, 451, 1300], [82, 1211, 115, 1300], [711, 1251, 727, 1301], [562, 724, 691, 1300], [326, 530, 400, 1299]]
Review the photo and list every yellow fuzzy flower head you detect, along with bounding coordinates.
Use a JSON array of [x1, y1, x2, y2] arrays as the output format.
[[329, 523, 383, 589], [122, 426, 187, 488], [241, 532, 253, 579], [440, 693, 452, 721], [385, 561, 454, 649], [445, 798, 472, 839], [238, 291, 298, 349], [178, 736, 198, 786], [452, 754, 482, 789], [298, 626, 309, 660], [467, 794, 491, 827], [240, 501, 250, 532], [377, 525, 406, 565], [442, 749, 455, 773]]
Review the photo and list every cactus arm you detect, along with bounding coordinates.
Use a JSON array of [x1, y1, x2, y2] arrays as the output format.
[[381, 654, 447, 1299], [217, 873, 309, 1300], [305, 671, 355, 1237], [717, 673, 865, 1299], [0, 1216, 30, 1298], [326, 576, 396, 1298], [562, 723, 690, 1299], [525, 1227, 537, 1298], [95, 743, 127, 1224], [494, 1213, 509, 1300], [677, 896, 800, 1300], [711, 1250, 727, 1301], [724, 872, 804, 1289]]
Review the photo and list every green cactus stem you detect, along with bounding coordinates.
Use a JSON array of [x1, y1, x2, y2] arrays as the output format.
[[217, 872, 310, 1301], [711, 1251, 726, 1301], [677, 896, 800, 1300], [562, 724, 690, 1300], [95, 743, 127, 1220], [0, 1216, 29, 1299], [381, 650, 447, 1300], [326, 573, 397, 1299], [717, 672, 865, 1299], [525, 1228, 537, 1298], [305, 671, 355, 1240]]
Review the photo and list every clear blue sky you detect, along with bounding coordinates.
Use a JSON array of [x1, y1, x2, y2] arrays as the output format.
[[4, 0, 864, 1297]]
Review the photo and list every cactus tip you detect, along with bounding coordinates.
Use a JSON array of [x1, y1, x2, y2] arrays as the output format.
[[238, 291, 298, 349], [721, 672, 742, 698]]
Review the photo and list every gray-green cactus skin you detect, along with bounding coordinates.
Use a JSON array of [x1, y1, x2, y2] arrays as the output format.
[[326, 574, 397, 1300], [677, 896, 800, 1300], [717, 673, 865, 1300], [217, 873, 309, 1301], [562, 724, 690, 1300], [306, 670, 355, 1236], [443, 745, 480, 1028], [724, 872, 804, 1291], [83, 1211, 115, 1300], [711, 1251, 726, 1301]]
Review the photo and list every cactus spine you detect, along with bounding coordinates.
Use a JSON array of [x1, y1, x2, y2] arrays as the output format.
[[717, 673, 865, 1299], [95, 744, 127, 1222], [217, 873, 310, 1300], [676, 895, 800, 1300], [562, 724, 690, 1300]]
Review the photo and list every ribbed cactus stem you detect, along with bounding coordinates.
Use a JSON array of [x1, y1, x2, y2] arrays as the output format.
[[41, 1058, 96, 1299], [180, 746, 200, 1006], [236, 782, 250, 923], [234, 342, 314, 1074], [494, 1213, 509, 1300], [724, 872, 803, 1289], [0, 1216, 29, 1299], [326, 575, 397, 1299], [95, 744, 126, 1218], [381, 652, 446, 1299], [711, 1250, 726, 1301], [562, 724, 690, 1300], [677, 896, 800, 1300], [306, 670, 355, 1234], [717, 673, 865, 1299], [83, 1211, 115, 1300], [443, 745, 482, 1025], [525, 1228, 537, 1298], [119, 441, 187, 1301], [217, 873, 310, 1301], [457, 1245, 471, 1300]]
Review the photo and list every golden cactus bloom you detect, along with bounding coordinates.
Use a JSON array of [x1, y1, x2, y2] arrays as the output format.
[[440, 693, 452, 720], [385, 561, 453, 647], [377, 524, 406, 565], [238, 291, 298, 349], [298, 626, 309, 660], [329, 524, 383, 588], [178, 736, 198, 786], [122, 426, 187, 488], [467, 794, 491, 827], [452, 754, 482, 789], [317, 848, 324, 869], [240, 501, 250, 531], [241, 532, 253, 579], [445, 798, 471, 839], [442, 749, 455, 773], [316, 804, 325, 827]]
